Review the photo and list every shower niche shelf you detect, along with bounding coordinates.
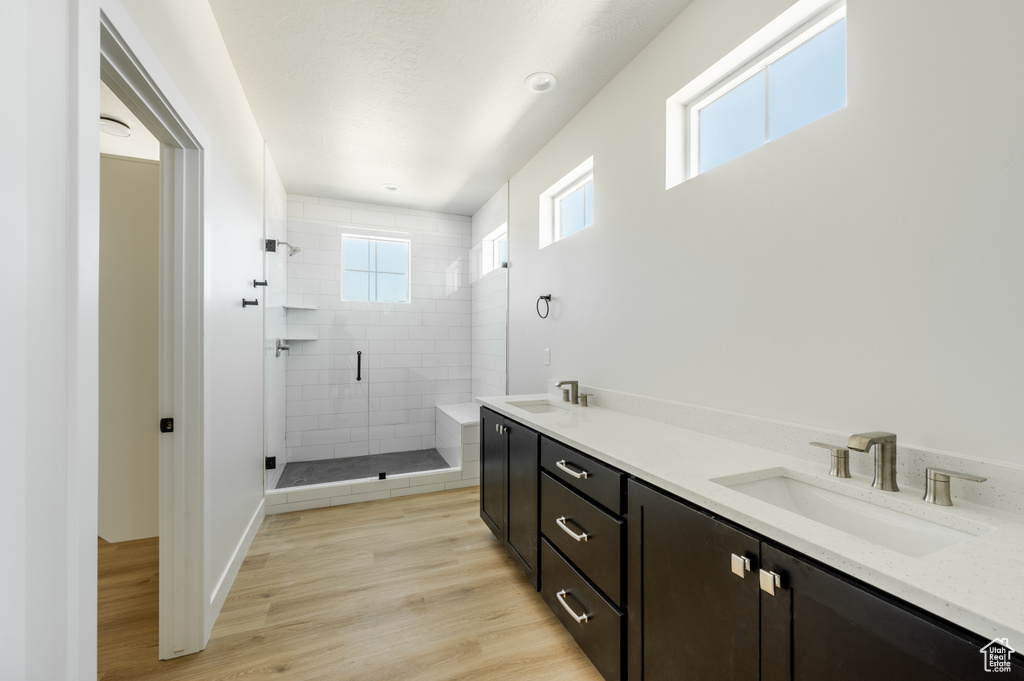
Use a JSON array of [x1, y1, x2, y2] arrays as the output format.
[[282, 304, 320, 340]]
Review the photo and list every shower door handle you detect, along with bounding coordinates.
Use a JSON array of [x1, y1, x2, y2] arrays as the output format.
[[356, 350, 362, 381]]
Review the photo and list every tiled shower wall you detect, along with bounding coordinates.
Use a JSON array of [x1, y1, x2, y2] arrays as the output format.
[[283, 194, 473, 463], [469, 183, 509, 398]]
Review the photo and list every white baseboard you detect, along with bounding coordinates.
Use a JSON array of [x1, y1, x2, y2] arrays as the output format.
[[205, 499, 265, 642]]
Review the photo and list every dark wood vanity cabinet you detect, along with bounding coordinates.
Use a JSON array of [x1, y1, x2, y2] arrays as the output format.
[[626, 478, 760, 681], [627, 478, 1024, 681], [480, 410, 1022, 680], [539, 437, 626, 681], [479, 407, 540, 588]]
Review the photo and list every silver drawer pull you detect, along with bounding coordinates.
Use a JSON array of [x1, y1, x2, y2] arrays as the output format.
[[556, 459, 589, 479], [731, 553, 751, 578], [556, 589, 589, 624], [760, 569, 782, 596], [555, 516, 589, 542]]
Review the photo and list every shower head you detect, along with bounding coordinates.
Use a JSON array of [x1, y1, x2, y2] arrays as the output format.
[[279, 241, 302, 256]]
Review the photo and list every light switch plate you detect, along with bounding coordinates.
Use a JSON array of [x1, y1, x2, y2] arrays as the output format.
[[544, 348, 550, 365]]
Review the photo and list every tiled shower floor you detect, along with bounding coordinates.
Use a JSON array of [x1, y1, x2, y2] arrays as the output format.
[[275, 448, 451, 489]]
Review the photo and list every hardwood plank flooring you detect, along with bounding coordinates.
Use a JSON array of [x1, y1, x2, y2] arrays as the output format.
[[98, 487, 604, 680]]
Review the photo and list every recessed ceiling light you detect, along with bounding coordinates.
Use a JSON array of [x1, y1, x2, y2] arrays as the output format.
[[383, 184, 400, 191], [525, 72, 558, 94], [99, 115, 131, 137]]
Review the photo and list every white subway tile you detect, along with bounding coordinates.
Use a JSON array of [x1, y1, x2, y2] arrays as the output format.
[[378, 436, 423, 453], [265, 498, 330, 515], [396, 213, 438, 231], [330, 490, 390, 506], [390, 483, 445, 497], [302, 428, 352, 446], [320, 197, 367, 210], [394, 340, 435, 354], [303, 203, 353, 222], [287, 485, 351, 503], [351, 477, 410, 492], [265, 490, 290, 506], [461, 460, 480, 478], [336, 441, 370, 457], [287, 444, 335, 462], [394, 421, 433, 438], [369, 410, 409, 426], [445, 479, 479, 491], [377, 354, 423, 368], [351, 209, 397, 227]]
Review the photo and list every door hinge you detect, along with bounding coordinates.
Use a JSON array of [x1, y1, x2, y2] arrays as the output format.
[[160, 417, 174, 433], [265, 456, 276, 470]]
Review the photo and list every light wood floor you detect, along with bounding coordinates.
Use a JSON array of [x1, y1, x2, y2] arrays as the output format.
[[98, 487, 603, 680]]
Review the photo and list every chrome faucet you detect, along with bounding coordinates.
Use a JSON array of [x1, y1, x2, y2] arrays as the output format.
[[555, 380, 579, 405], [847, 431, 899, 491]]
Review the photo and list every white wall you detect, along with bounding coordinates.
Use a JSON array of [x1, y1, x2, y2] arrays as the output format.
[[265, 147, 289, 489], [1, 1, 29, 674], [113, 0, 269, 633], [470, 184, 509, 399], [98, 155, 160, 543], [6, 0, 272, 674], [508, 0, 1024, 466], [284, 195, 473, 465], [4, 0, 100, 677]]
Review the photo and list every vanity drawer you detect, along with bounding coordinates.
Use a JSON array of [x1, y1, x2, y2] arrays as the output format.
[[541, 539, 623, 681], [541, 472, 623, 605], [541, 436, 624, 514]]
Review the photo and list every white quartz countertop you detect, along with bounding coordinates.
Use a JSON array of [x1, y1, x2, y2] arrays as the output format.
[[477, 394, 1024, 645]]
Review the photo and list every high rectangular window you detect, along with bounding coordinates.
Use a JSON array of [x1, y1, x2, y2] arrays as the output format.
[[557, 176, 593, 239], [695, 13, 846, 174], [666, 1, 847, 187], [540, 156, 594, 248], [341, 236, 410, 303]]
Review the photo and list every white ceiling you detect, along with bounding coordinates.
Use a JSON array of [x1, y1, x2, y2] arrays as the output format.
[[208, 0, 694, 216], [99, 79, 161, 161]]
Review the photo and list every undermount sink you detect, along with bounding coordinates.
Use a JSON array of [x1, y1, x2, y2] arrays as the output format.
[[716, 471, 992, 557], [507, 399, 571, 414]]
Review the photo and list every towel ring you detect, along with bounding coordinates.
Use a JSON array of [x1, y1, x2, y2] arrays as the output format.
[[537, 294, 551, 319]]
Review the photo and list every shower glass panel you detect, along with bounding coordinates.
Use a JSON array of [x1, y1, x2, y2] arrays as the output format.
[[274, 213, 473, 491]]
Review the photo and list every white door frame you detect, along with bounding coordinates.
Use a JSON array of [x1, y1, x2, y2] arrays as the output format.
[[100, 10, 207, 659]]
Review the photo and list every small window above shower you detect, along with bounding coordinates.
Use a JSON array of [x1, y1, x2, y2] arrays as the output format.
[[341, 236, 411, 303]]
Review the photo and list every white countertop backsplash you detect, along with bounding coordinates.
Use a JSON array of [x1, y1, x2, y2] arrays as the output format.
[[476, 386, 1024, 646]]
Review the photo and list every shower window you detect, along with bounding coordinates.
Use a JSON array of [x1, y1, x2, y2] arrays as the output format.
[[341, 236, 411, 303]]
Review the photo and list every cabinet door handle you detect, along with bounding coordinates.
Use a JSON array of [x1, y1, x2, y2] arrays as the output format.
[[556, 590, 589, 624], [731, 553, 751, 578], [555, 516, 589, 542], [555, 459, 589, 479], [759, 569, 782, 596]]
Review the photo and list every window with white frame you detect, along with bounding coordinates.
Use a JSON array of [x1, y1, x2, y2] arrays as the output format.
[[341, 236, 411, 303], [540, 156, 594, 248], [481, 223, 508, 275], [666, 0, 846, 187]]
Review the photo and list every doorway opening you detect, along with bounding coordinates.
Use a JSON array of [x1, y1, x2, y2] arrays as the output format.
[[100, 8, 207, 661]]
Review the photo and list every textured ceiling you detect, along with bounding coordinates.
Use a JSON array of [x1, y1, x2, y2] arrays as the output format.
[[208, 0, 694, 215]]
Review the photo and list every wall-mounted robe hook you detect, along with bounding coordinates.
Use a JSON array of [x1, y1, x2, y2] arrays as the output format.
[[253, 279, 268, 288], [537, 294, 552, 319], [242, 298, 259, 308]]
